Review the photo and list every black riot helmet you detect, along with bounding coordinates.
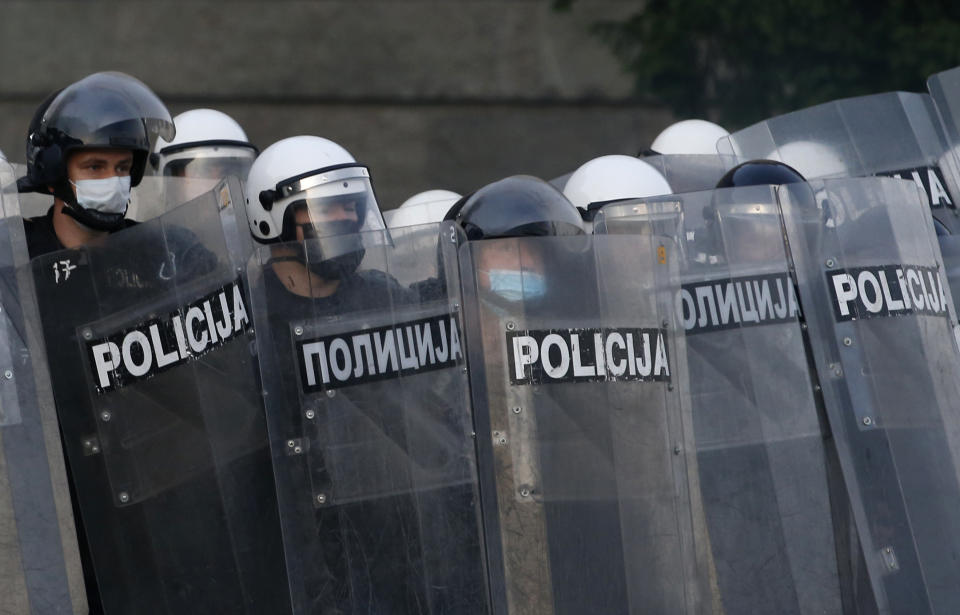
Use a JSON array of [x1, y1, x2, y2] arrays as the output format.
[[23, 72, 175, 230], [692, 160, 807, 267], [716, 159, 806, 188], [445, 175, 584, 240]]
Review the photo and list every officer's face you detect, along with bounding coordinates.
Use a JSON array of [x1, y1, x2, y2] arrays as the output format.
[[293, 200, 359, 241], [475, 239, 545, 291], [68, 149, 134, 182]]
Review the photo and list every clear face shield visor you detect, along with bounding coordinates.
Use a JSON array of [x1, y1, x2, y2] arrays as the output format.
[[160, 146, 256, 181], [274, 168, 388, 265]]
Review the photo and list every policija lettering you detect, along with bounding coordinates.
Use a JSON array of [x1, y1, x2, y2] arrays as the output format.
[[678, 272, 801, 334], [508, 327, 670, 386], [298, 312, 463, 393], [86, 279, 251, 394], [829, 264, 949, 322], [877, 166, 954, 210]]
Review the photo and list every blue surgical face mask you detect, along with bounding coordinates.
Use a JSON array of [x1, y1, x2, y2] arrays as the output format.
[[487, 269, 546, 302]]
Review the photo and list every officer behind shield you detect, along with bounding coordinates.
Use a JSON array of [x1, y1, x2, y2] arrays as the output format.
[[245, 135, 406, 308], [16, 71, 176, 614], [246, 135, 435, 612], [444, 175, 585, 309], [20, 72, 175, 259], [149, 108, 257, 209]]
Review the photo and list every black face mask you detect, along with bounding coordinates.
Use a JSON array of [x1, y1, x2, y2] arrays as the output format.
[[288, 219, 366, 281]]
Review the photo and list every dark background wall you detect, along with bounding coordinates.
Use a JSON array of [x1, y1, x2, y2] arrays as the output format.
[[0, 0, 672, 209]]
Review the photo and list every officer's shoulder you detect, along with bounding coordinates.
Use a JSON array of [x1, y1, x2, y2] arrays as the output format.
[[355, 268, 404, 291]]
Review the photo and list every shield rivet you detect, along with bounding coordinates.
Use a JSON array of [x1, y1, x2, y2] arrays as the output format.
[[118, 492, 130, 504], [293, 446, 302, 454], [287, 440, 295, 448], [305, 409, 316, 420], [316, 493, 327, 505], [3, 370, 12, 380], [512, 407, 522, 414], [100, 411, 111, 422], [294, 326, 304, 336], [843, 337, 853, 346], [326, 389, 336, 398], [82, 329, 93, 340], [506, 321, 516, 331], [862, 417, 873, 426], [519, 487, 531, 498], [825, 258, 835, 268], [673, 445, 681, 455]]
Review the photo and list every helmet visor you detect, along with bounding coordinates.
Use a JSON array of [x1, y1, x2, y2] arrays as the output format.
[[161, 146, 255, 181], [40, 72, 174, 150], [279, 168, 385, 241]]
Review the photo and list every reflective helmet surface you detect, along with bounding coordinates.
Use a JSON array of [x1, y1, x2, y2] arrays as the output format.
[[650, 119, 729, 155], [716, 159, 806, 188], [386, 189, 461, 229], [447, 175, 584, 240], [151, 109, 256, 182], [563, 155, 673, 211], [244, 135, 384, 243], [26, 72, 174, 191]]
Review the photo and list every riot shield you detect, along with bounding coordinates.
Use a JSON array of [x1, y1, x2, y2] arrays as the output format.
[[719, 92, 960, 234], [452, 226, 713, 614], [0, 160, 86, 612], [596, 187, 849, 614], [779, 176, 960, 614], [247, 222, 488, 613], [550, 154, 733, 196], [27, 184, 288, 613], [641, 154, 737, 194]]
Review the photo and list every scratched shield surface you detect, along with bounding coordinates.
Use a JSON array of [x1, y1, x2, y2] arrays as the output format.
[[596, 185, 844, 615], [28, 186, 288, 614], [247, 221, 488, 614], [453, 223, 716, 615], [0, 158, 87, 613], [779, 176, 960, 615]]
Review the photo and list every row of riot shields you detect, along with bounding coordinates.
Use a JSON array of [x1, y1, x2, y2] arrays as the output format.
[[9, 164, 960, 613], [247, 172, 960, 614], [595, 176, 960, 614]]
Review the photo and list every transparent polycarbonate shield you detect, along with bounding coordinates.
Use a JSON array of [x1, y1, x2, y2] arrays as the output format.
[[130, 175, 254, 270], [0, 160, 86, 613], [247, 222, 487, 614], [779, 176, 960, 614], [719, 91, 960, 234], [10, 163, 52, 218], [927, 66, 960, 194], [28, 187, 288, 613], [454, 228, 712, 614], [642, 154, 738, 194], [597, 186, 849, 614]]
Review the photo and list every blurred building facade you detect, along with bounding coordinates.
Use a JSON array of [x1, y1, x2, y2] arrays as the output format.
[[0, 0, 672, 208]]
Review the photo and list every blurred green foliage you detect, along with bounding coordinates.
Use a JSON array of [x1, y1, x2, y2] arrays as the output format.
[[559, 1, 960, 128]]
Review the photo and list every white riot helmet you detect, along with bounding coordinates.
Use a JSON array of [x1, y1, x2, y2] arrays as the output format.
[[386, 189, 461, 229], [650, 119, 730, 155], [151, 109, 257, 180], [766, 140, 848, 180], [244, 135, 385, 244], [563, 155, 673, 217]]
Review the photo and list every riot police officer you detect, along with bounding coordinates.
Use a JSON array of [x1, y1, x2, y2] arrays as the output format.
[[246, 136, 485, 613], [20, 72, 174, 258]]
